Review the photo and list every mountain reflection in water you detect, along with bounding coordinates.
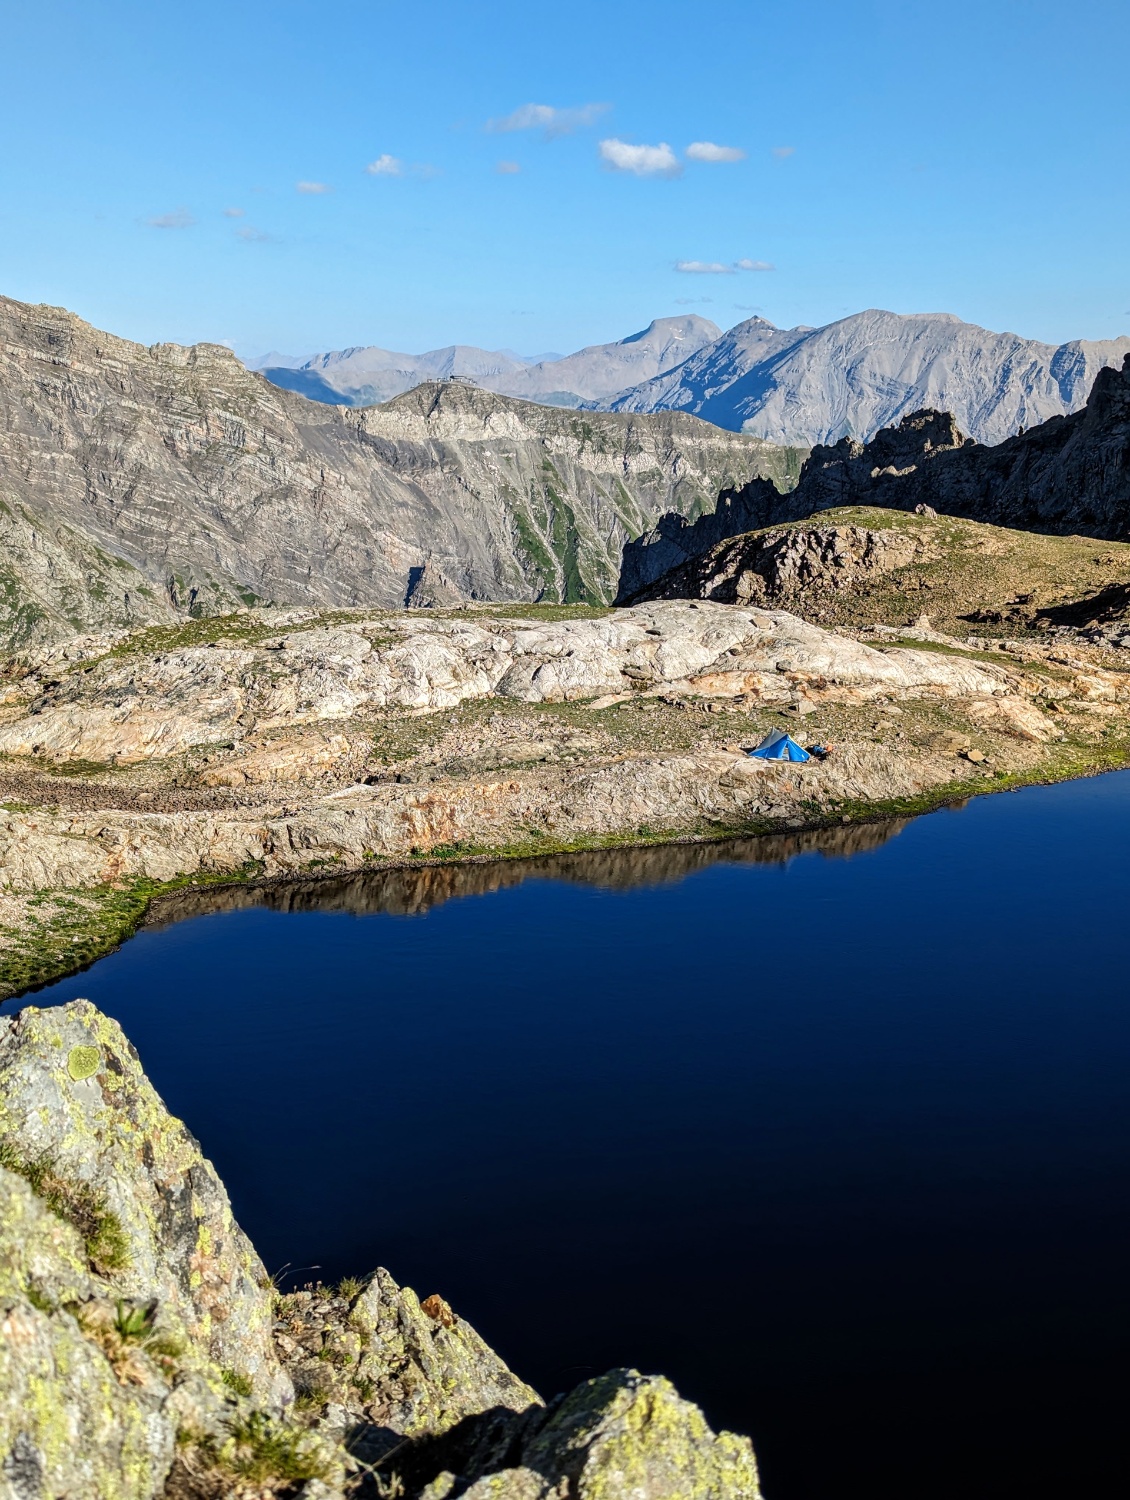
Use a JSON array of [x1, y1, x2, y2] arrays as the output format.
[[150, 818, 909, 926], [17, 776, 1130, 1500]]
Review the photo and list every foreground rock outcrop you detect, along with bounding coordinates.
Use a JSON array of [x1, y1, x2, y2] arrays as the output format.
[[0, 998, 760, 1499]]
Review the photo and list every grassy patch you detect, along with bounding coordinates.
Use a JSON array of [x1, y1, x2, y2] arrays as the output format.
[[0, 862, 264, 1002], [221, 1367, 254, 1397], [207, 1411, 331, 1488], [0, 1142, 131, 1274]]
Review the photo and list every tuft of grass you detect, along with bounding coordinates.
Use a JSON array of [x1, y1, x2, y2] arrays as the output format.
[[221, 1367, 254, 1397], [0, 1142, 131, 1274], [71, 1297, 182, 1383], [336, 1275, 364, 1301], [215, 1410, 331, 1487], [25, 1282, 56, 1315]]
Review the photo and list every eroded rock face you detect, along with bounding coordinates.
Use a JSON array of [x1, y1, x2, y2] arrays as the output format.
[[620, 354, 1130, 598], [621, 524, 927, 607]]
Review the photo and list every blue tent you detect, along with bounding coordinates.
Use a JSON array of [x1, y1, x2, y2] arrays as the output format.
[[748, 730, 811, 762]]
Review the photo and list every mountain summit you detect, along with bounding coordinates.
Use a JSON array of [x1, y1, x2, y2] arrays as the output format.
[[258, 315, 721, 410], [602, 308, 1130, 446]]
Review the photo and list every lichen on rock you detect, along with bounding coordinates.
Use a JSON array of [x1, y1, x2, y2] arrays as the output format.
[[0, 997, 762, 1500], [0, 999, 288, 1406]]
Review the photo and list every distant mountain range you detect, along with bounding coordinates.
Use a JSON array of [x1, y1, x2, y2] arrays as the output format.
[[253, 309, 1130, 447], [251, 316, 722, 409]]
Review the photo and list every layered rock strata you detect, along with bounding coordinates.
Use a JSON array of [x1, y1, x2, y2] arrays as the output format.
[[0, 294, 801, 647]]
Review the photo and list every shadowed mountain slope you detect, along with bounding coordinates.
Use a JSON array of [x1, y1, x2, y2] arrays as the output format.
[[619, 354, 1130, 601]]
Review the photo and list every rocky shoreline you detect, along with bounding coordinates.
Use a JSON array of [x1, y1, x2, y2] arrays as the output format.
[[2, 594, 1129, 999]]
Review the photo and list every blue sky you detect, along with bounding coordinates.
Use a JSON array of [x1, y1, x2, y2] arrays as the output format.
[[2, 0, 1127, 358]]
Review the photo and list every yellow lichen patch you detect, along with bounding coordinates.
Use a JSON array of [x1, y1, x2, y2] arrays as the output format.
[[67, 1044, 101, 1081]]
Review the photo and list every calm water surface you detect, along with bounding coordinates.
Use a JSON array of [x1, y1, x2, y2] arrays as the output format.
[[11, 775, 1130, 1500]]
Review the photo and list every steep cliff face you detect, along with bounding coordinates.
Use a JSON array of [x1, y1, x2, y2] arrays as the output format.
[[620, 357, 1130, 598], [0, 997, 761, 1499], [603, 308, 1130, 446], [0, 295, 799, 648]]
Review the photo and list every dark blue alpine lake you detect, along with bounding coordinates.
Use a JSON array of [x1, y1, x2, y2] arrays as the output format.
[[11, 772, 1130, 1500]]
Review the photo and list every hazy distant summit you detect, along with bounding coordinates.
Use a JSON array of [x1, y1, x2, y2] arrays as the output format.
[[253, 316, 721, 410], [255, 309, 1130, 446]]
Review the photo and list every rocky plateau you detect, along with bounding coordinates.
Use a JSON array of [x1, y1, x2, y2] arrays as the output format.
[[2, 593, 1128, 1000]]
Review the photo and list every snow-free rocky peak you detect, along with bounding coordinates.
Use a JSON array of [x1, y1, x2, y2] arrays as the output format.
[[603, 308, 1130, 445]]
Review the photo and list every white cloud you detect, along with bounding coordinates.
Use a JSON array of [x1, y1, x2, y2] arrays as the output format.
[[223, 207, 245, 218], [236, 225, 272, 243], [685, 141, 746, 163], [599, 139, 681, 178], [296, 180, 331, 194], [366, 154, 403, 177], [772, 146, 795, 159], [496, 160, 521, 175], [488, 102, 609, 138], [675, 260, 733, 274], [676, 258, 775, 274], [674, 297, 714, 305], [147, 207, 194, 229]]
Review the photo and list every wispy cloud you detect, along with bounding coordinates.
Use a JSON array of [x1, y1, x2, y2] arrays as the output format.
[[685, 141, 746, 163], [364, 154, 438, 179], [296, 180, 331, 194], [147, 207, 194, 229], [600, 139, 681, 178], [223, 207, 245, 218], [676, 258, 775, 274], [237, 225, 273, 243], [675, 261, 732, 274], [674, 297, 714, 305], [496, 160, 521, 175], [488, 102, 609, 138], [772, 146, 795, 159]]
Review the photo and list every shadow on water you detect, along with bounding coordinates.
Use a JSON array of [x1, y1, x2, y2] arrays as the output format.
[[150, 817, 912, 926]]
